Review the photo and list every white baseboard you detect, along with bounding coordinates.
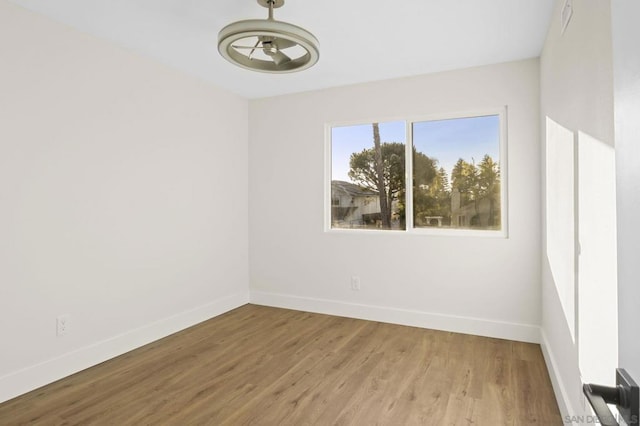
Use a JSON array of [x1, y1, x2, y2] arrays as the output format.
[[0, 291, 249, 404], [539, 329, 576, 422], [250, 291, 540, 343]]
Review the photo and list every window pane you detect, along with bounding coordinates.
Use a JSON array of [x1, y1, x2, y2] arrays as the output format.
[[331, 121, 406, 230], [412, 115, 501, 231]]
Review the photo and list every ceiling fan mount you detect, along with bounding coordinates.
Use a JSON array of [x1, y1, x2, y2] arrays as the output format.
[[217, 0, 319, 74], [257, 0, 284, 9]]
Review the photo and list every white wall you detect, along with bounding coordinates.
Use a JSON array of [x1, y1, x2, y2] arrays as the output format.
[[545, 117, 576, 340], [0, 1, 249, 402], [612, 0, 640, 381], [539, 0, 615, 418], [249, 59, 541, 342]]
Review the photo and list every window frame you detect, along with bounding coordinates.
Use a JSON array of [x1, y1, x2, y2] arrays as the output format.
[[324, 107, 509, 238]]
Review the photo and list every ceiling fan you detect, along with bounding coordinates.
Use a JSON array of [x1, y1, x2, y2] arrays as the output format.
[[218, 0, 319, 73]]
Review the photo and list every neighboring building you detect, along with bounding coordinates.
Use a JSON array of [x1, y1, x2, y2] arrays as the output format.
[[450, 188, 500, 229], [331, 181, 380, 228]]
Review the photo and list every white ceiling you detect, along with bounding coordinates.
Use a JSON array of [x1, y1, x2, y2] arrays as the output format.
[[11, 0, 556, 99]]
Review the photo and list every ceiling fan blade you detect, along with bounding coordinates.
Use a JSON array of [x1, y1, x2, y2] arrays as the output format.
[[274, 37, 296, 49], [232, 40, 262, 60], [271, 51, 291, 66], [248, 39, 260, 59]]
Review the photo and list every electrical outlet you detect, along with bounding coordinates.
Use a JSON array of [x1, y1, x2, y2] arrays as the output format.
[[350, 276, 361, 291], [57, 315, 70, 336]]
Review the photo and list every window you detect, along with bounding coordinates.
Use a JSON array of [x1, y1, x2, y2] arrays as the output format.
[[330, 121, 406, 230], [327, 109, 507, 236]]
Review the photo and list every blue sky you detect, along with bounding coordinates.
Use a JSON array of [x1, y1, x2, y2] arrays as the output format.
[[331, 121, 405, 182], [331, 115, 500, 182]]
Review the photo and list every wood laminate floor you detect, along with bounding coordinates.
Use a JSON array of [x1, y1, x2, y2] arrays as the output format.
[[0, 304, 561, 425]]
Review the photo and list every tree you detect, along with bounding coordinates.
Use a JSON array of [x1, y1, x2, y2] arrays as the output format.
[[412, 159, 450, 225], [413, 150, 438, 188], [450, 155, 500, 227], [431, 166, 452, 216], [349, 134, 440, 228], [477, 154, 500, 226], [435, 167, 450, 196], [451, 158, 478, 205], [372, 123, 390, 228], [348, 140, 404, 228]]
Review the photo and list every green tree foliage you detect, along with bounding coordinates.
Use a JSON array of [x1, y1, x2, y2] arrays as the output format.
[[477, 155, 500, 197], [348, 130, 500, 228], [413, 160, 451, 225], [451, 158, 479, 205], [404, 150, 440, 224], [349, 141, 405, 228], [348, 137, 438, 228], [477, 154, 500, 226], [450, 155, 501, 227]]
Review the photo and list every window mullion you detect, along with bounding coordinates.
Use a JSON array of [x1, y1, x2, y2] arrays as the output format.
[[405, 121, 414, 232]]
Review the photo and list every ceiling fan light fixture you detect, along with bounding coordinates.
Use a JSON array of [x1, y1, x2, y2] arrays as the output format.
[[218, 0, 319, 74]]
